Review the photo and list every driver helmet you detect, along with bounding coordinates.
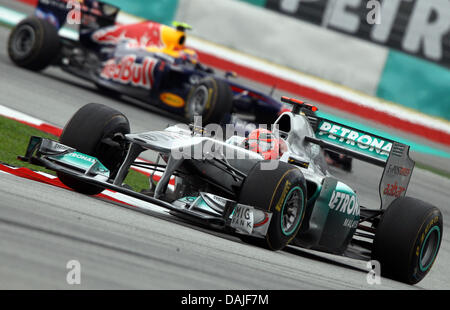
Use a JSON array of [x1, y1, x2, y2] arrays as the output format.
[[245, 128, 281, 160]]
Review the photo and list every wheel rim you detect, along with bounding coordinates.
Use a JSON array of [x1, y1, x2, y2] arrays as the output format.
[[280, 187, 304, 236], [419, 226, 440, 272], [189, 85, 209, 116], [12, 25, 36, 58]]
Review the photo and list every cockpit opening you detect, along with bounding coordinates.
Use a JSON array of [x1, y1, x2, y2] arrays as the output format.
[[275, 113, 291, 134], [179, 35, 185, 46]]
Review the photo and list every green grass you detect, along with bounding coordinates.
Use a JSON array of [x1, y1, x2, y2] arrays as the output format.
[[0, 115, 150, 191], [415, 162, 450, 180], [0, 116, 58, 174], [0, 21, 13, 29], [123, 169, 150, 193]]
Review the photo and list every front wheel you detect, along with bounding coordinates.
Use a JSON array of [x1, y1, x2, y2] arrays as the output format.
[[8, 16, 60, 71], [57, 103, 130, 195], [372, 196, 443, 284], [238, 161, 307, 250]]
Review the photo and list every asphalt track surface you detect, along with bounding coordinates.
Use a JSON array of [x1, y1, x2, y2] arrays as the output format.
[[0, 23, 449, 289]]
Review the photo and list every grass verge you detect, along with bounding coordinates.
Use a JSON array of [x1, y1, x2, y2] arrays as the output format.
[[0, 115, 149, 191], [415, 162, 450, 180]]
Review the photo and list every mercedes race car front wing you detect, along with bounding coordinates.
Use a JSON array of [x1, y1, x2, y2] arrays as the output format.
[[18, 136, 273, 238]]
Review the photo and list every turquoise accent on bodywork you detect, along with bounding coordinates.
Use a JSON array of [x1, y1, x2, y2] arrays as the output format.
[[238, 0, 267, 7], [377, 50, 450, 122], [316, 119, 391, 161], [280, 186, 304, 236], [178, 196, 198, 204], [178, 196, 219, 214], [326, 181, 359, 217], [50, 152, 109, 178], [335, 182, 354, 194], [307, 183, 322, 207], [297, 178, 360, 253], [317, 111, 450, 159], [419, 226, 441, 272], [102, 0, 179, 25]]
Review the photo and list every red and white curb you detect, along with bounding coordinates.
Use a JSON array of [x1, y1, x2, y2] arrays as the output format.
[[0, 104, 62, 136], [0, 163, 171, 215]]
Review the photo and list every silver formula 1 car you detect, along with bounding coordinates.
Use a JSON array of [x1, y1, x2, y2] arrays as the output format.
[[19, 97, 443, 285]]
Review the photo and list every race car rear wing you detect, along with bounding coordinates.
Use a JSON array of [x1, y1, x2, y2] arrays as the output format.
[[305, 116, 415, 210], [36, 0, 119, 30], [306, 117, 392, 167]]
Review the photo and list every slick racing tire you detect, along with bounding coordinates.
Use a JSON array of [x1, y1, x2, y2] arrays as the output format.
[[57, 103, 130, 195], [372, 197, 443, 284], [185, 77, 233, 124], [238, 161, 307, 251], [8, 16, 60, 71]]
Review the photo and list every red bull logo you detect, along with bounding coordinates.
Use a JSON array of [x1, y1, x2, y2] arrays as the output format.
[[100, 55, 157, 89], [91, 22, 163, 47]]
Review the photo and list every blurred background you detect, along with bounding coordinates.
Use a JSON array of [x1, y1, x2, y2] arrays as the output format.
[[76, 0, 450, 122], [9, 0, 450, 121]]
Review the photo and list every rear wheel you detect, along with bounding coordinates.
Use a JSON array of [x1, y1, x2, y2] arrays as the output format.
[[8, 16, 60, 71], [238, 161, 307, 250], [185, 77, 233, 124], [372, 196, 443, 284], [57, 103, 130, 195]]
